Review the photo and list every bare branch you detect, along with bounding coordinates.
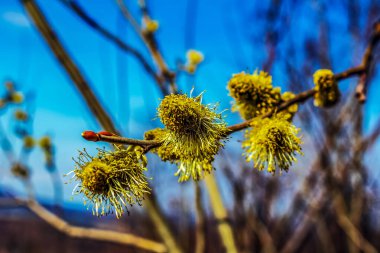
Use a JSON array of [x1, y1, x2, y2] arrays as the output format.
[[334, 194, 378, 253], [22, 0, 116, 132], [57, 0, 168, 95], [0, 198, 167, 253], [355, 21, 380, 103], [116, 0, 178, 93]]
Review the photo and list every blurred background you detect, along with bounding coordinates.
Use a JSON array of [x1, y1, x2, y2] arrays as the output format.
[[1, 0, 380, 252]]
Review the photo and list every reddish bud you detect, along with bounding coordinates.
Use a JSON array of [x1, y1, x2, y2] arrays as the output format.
[[81, 131, 100, 142], [98, 131, 116, 136]]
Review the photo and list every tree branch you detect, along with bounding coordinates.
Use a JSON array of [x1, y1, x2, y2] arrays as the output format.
[[0, 198, 167, 253], [116, 0, 177, 93], [334, 194, 378, 253], [57, 0, 168, 95], [354, 22, 380, 103], [22, 0, 116, 132]]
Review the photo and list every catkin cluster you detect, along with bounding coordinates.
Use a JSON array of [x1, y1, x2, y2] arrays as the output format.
[[243, 115, 303, 174], [72, 67, 344, 216], [227, 71, 282, 120], [154, 93, 228, 181], [0, 81, 23, 108], [313, 69, 340, 107], [227, 71, 298, 120], [72, 146, 150, 218]]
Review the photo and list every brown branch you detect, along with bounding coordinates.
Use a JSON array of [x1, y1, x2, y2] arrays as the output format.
[[85, 61, 371, 147], [247, 210, 277, 253], [0, 198, 167, 253], [355, 21, 380, 103], [314, 216, 336, 253], [334, 66, 365, 81], [279, 189, 327, 253], [360, 119, 380, 151], [100, 134, 161, 146], [334, 194, 378, 253]]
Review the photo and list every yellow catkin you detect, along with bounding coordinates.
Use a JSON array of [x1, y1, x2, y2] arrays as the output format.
[[157, 93, 227, 181], [243, 115, 303, 174], [186, 50, 204, 74], [72, 147, 150, 218], [227, 70, 282, 120], [313, 69, 340, 107], [145, 19, 159, 33]]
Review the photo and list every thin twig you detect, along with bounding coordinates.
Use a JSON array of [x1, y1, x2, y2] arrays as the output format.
[[22, 0, 116, 131], [100, 133, 161, 146], [227, 89, 316, 133], [57, 0, 167, 95], [355, 22, 380, 103], [116, 0, 177, 93], [279, 189, 327, 253]]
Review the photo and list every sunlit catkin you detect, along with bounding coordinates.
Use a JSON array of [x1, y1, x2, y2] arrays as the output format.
[[243, 115, 303, 174], [185, 49, 204, 74], [72, 146, 150, 218], [313, 69, 340, 107], [227, 71, 282, 120], [157, 93, 227, 181]]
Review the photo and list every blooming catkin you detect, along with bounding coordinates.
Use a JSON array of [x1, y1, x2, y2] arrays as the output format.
[[157, 93, 227, 182], [313, 69, 340, 107], [14, 110, 28, 121], [144, 18, 159, 33], [243, 115, 303, 174], [227, 71, 282, 120], [72, 146, 150, 218], [144, 128, 180, 162], [187, 50, 204, 65], [186, 50, 204, 74], [11, 163, 30, 179], [23, 136, 35, 149]]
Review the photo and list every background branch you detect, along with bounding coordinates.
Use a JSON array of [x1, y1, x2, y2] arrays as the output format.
[[57, 0, 168, 95], [0, 198, 167, 253]]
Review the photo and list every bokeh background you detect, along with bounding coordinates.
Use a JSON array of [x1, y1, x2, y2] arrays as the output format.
[[1, 0, 380, 252]]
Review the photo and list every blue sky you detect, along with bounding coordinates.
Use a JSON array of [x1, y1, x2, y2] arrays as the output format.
[[0, 0, 380, 214]]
